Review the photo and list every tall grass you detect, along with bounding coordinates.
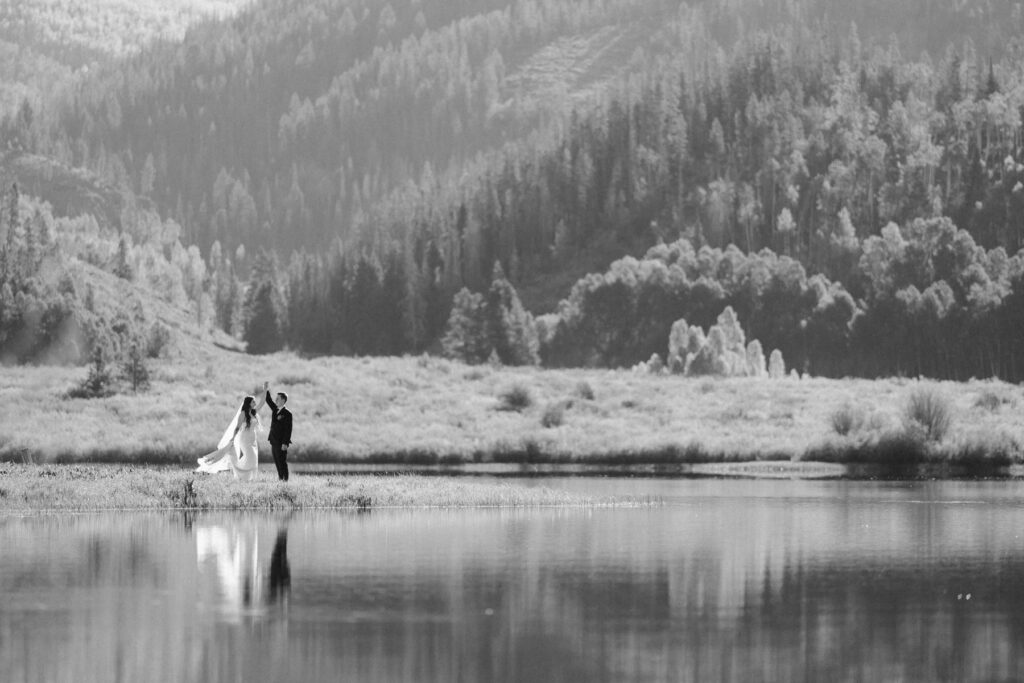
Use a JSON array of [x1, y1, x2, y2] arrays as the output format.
[[3, 355, 1023, 470], [904, 387, 953, 442]]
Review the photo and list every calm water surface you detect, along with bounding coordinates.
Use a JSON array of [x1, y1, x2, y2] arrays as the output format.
[[4, 479, 1024, 682]]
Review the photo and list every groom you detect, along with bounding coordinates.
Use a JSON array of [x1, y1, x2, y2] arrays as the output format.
[[264, 381, 293, 481]]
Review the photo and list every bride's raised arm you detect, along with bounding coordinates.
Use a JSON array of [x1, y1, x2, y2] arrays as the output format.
[[254, 388, 266, 412]]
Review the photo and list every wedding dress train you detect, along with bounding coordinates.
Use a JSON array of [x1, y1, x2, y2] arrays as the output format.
[[196, 401, 263, 480]]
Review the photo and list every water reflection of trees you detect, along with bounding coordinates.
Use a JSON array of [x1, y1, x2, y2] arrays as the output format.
[[8, 496, 1024, 682]]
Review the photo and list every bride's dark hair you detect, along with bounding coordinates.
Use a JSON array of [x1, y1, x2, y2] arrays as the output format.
[[241, 395, 256, 428]]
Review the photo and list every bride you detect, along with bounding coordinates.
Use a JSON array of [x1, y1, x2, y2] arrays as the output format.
[[196, 391, 265, 480]]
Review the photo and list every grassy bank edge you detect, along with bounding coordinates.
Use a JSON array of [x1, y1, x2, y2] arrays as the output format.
[[3, 431, 1020, 470], [0, 464, 640, 513]]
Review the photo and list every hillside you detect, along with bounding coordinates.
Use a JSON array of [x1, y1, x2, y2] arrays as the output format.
[[0, 158, 242, 367], [6, 0, 1024, 381], [0, 0, 251, 113], [24, 0, 683, 256], [18, 0, 1024, 254], [0, 152, 130, 230]]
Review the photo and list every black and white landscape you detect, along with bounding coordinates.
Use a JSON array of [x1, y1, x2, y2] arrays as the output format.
[[3, 0, 1024, 681]]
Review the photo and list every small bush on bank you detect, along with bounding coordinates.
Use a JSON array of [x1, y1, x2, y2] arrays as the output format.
[[830, 402, 865, 436], [904, 387, 953, 442], [575, 380, 595, 400], [541, 402, 567, 428], [498, 383, 533, 411], [973, 388, 1014, 411]]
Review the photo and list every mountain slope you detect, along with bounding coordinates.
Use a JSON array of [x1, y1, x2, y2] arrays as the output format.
[[29, 0, 683, 255], [0, 0, 251, 113]]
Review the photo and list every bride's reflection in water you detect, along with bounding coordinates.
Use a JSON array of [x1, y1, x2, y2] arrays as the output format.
[[194, 517, 291, 621]]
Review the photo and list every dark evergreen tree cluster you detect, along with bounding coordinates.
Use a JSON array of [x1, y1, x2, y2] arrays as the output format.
[[442, 262, 539, 365]]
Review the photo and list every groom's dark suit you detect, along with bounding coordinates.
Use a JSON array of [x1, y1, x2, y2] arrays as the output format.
[[266, 391, 293, 481]]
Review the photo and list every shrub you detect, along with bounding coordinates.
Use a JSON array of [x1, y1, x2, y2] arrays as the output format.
[[67, 346, 115, 399], [947, 431, 1019, 469], [147, 322, 171, 358], [575, 380, 595, 400], [497, 383, 533, 411], [973, 389, 1012, 411], [768, 350, 786, 378], [647, 353, 664, 374], [830, 402, 865, 436], [541, 402, 566, 428], [276, 374, 316, 385], [904, 386, 953, 442]]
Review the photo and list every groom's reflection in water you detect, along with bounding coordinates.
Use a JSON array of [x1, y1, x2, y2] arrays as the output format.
[[268, 525, 290, 606]]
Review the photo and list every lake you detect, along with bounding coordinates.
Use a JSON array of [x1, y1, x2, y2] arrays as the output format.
[[3, 478, 1024, 682]]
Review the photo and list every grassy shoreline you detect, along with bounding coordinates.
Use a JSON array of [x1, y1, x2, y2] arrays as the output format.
[[2, 353, 1023, 470], [0, 464, 608, 512]]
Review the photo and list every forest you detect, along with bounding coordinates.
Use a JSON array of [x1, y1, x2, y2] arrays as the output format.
[[3, 0, 1024, 380], [0, 0, 249, 114]]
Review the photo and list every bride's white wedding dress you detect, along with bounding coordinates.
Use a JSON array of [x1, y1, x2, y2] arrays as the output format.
[[196, 399, 264, 481]]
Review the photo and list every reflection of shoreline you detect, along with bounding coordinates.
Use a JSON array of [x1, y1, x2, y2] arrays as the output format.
[[194, 520, 290, 620]]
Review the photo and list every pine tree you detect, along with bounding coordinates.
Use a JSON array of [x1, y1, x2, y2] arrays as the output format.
[[441, 288, 488, 363], [6, 183, 19, 247], [72, 345, 114, 398], [242, 251, 284, 354], [122, 342, 150, 392], [486, 262, 539, 366], [114, 235, 133, 280], [346, 254, 383, 354], [4, 183, 21, 284]]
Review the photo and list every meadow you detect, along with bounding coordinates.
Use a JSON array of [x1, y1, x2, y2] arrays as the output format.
[[2, 351, 1022, 471]]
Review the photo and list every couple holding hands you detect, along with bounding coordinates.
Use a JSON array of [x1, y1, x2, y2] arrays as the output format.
[[196, 382, 293, 481]]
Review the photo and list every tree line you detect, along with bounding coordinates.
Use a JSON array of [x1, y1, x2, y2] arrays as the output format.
[[6, 0, 1024, 381]]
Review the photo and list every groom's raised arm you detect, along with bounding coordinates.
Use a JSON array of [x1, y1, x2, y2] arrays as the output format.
[[266, 389, 277, 412]]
